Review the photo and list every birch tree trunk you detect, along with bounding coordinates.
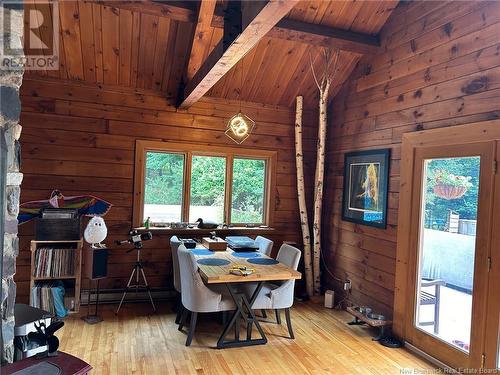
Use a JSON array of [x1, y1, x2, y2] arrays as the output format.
[[312, 81, 331, 295], [294, 95, 313, 297], [310, 48, 339, 295]]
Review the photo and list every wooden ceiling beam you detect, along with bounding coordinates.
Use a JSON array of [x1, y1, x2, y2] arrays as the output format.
[[212, 12, 380, 55], [90, 1, 196, 23], [270, 19, 380, 55], [178, 0, 300, 109], [185, 0, 217, 81]]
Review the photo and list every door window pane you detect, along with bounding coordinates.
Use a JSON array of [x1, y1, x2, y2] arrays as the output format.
[[231, 158, 266, 224], [415, 156, 480, 353], [189, 155, 226, 223], [144, 152, 185, 223]]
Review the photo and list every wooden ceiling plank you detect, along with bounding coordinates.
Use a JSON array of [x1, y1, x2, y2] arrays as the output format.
[[247, 38, 287, 102], [186, 0, 217, 81], [152, 17, 172, 91], [24, 0, 45, 76], [265, 42, 309, 104], [307, 1, 332, 25], [160, 20, 179, 93], [238, 47, 260, 100], [90, 0, 195, 23], [179, 0, 300, 109], [258, 0, 332, 105], [101, 5, 120, 85], [333, 0, 364, 31], [77, 1, 97, 82], [137, 13, 159, 89], [59, 1, 85, 80], [355, 1, 398, 35], [167, 21, 194, 99], [33, 1, 57, 78], [91, 3, 104, 83], [119, 9, 133, 86], [130, 12, 141, 87], [279, 45, 318, 107]]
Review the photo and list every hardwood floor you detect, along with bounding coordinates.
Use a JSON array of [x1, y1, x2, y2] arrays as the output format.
[[58, 301, 434, 374]]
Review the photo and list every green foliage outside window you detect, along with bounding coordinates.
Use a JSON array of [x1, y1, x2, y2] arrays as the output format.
[[190, 155, 226, 206], [145, 152, 184, 205], [231, 158, 265, 223]]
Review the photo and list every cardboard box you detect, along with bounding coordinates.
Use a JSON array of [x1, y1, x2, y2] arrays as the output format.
[[202, 237, 227, 251]]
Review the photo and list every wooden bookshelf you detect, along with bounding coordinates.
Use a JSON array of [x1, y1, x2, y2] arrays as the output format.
[[30, 239, 83, 314]]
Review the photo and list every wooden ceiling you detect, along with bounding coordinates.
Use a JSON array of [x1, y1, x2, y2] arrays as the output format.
[[25, 0, 398, 108]]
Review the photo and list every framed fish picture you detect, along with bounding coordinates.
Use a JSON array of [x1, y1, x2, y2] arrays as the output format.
[[341, 149, 390, 228]]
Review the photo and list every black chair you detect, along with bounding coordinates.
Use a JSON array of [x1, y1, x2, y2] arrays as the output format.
[[419, 279, 445, 334]]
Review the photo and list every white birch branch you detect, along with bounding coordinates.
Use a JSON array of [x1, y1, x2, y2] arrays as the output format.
[[294, 95, 313, 298], [311, 48, 340, 295]]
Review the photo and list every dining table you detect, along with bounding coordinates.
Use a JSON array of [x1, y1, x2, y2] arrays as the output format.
[[189, 244, 301, 349]]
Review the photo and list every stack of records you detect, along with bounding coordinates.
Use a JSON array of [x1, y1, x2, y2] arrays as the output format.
[[33, 247, 75, 278], [30, 281, 68, 317]]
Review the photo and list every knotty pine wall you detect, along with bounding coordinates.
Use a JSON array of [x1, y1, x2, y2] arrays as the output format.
[[323, 0, 500, 318], [16, 77, 317, 302]]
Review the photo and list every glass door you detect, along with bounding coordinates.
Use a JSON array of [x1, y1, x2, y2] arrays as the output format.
[[405, 142, 494, 369]]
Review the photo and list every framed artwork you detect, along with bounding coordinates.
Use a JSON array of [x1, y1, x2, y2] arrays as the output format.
[[341, 149, 390, 228]]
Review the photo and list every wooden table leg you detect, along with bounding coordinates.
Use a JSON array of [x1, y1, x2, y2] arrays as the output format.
[[216, 282, 267, 349]]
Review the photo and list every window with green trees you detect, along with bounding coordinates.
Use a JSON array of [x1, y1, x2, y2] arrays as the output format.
[[138, 144, 272, 226], [231, 158, 266, 224], [144, 152, 185, 223], [189, 155, 226, 223]]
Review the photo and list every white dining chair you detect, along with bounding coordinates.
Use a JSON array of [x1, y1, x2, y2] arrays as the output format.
[[253, 235, 274, 318], [243, 243, 301, 339], [170, 236, 182, 293], [170, 236, 183, 323], [177, 245, 236, 346], [254, 235, 274, 257]]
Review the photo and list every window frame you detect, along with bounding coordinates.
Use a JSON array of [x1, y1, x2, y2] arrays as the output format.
[[133, 140, 277, 228]]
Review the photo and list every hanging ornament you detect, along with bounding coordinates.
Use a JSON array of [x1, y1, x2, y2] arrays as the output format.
[[225, 60, 255, 144], [225, 112, 255, 144]]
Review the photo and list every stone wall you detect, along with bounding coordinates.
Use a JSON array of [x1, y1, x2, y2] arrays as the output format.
[[1, 2, 24, 363]]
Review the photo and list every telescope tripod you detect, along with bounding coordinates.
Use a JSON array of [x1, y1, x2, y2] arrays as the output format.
[[115, 245, 156, 314]]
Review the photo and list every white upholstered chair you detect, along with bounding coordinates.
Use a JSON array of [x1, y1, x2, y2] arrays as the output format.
[[244, 243, 301, 338], [170, 236, 182, 293], [170, 236, 183, 323], [254, 235, 274, 257], [177, 245, 236, 346], [253, 235, 274, 318]]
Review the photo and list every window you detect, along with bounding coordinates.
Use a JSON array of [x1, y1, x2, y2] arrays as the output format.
[[231, 158, 266, 224], [134, 141, 276, 227], [144, 152, 185, 223], [189, 155, 226, 223]]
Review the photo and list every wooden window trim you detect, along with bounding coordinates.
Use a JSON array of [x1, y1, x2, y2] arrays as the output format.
[[133, 140, 277, 228]]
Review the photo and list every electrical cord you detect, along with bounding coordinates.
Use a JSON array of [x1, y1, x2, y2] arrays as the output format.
[[318, 243, 354, 309], [319, 243, 342, 283]]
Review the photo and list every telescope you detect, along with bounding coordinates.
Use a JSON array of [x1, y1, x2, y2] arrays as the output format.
[[115, 229, 155, 314], [115, 230, 152, 249]]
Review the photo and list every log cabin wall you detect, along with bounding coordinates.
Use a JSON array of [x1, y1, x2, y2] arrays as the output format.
[[323, 0, 500, 318], [16, 78, 317, 302]]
